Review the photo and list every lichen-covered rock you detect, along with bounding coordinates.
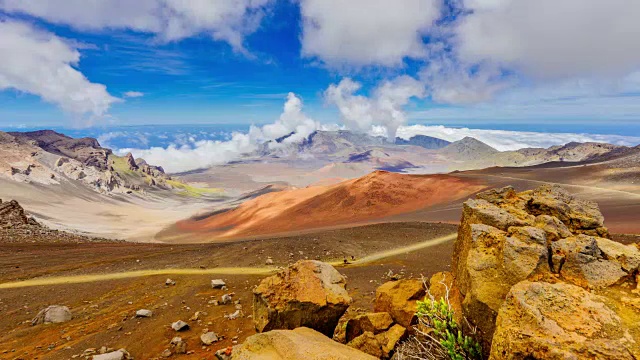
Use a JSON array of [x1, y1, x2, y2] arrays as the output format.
[[253, 260, 351, 337], [490, 281, 637, 360], [231, 327, 378, 360], [374, 280, 425, 328], [552, 235, 628, 288], [451, 185, 640, 358]]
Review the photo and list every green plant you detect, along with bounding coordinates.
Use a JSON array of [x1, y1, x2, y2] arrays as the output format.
[[416, 298, 482, 360], [394, 278, 482, 360]]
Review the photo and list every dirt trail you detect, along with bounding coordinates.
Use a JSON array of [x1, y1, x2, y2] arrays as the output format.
[[0, 232, 457, 289]]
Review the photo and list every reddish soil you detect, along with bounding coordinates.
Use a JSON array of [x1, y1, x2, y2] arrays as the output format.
[[0, 222, 458, 360], [162, 171, 484, 241]]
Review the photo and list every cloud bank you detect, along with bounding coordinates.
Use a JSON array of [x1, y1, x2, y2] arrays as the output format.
[[120, 93, 320, 172], [383, 125, 640, 151]]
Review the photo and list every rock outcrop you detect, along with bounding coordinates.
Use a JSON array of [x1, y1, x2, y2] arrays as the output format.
[[230, 327, 378, 360], [451, 185, 640, 358], [0, 199, 31, 228], [491, 281, 636, 359], [253, 260, 352, 337]]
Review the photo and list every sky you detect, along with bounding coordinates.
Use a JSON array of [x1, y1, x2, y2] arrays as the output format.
[[1, 0, 640, 133]]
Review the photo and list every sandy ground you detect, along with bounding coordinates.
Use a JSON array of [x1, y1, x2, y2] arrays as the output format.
[[0, 222, 457, 360], [162, 171, 484, 241], [0, 179, 224, 242]]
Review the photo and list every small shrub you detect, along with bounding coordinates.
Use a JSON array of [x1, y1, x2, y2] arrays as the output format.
[[394, 278, 482, 360]]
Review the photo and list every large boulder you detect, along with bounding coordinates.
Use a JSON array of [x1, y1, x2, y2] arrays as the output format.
[[230, 327, 378, 360], [253, 260, 351, 337], [374, 279, 425, 328], [491, 281, 638, 359], [450, 185, 640, 357]]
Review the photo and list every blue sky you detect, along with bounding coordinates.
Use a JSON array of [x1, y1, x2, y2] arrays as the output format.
[[1, 0, 640, 131]]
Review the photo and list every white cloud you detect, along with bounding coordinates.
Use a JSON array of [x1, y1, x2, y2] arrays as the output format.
[[0, 0, 273, 53], [325, 76, 425, 140], [379, 124, 640, 151], [456, 0, 640, 80], [121, 93, 320, 172], [0, 19, 119, 120], [299, 0, 441, 67], [123, 91, 144, 98]]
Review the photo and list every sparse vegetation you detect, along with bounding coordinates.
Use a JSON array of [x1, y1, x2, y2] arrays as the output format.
[[395, 280, 482, 360], [166, 179, 222, 198]]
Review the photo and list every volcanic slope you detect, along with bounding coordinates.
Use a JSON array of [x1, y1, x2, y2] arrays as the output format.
[[160, 171, 485, 241]]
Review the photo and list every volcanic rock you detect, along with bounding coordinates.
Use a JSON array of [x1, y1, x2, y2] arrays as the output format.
[[31, 305, 72, 325], [135, 309, 152, 317], [375, 324, 407, 358], [201, 331, 218, 345], [230, 327, 377, 360], [124, 153, 138, 171], [347, 331, 383, 359], [211, 279, 226, 289], [374, 279, 425, 328], [92, 350, 129, 360], [491, 281, 637, 359], [253, 260, 351, 337], [345, 312, 393, 343], [0, 199, 30, 228], [450, 184, 640, 356], [171, 320, 189, 331]]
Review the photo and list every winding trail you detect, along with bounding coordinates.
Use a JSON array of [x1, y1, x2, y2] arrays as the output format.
[[0, 232, 458, 289]]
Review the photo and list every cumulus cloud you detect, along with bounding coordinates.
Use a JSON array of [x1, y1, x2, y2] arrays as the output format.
[[123, 91, 144, 98], [376, 124, 640, 151], [0, 0, 273, 53], [300, 0, 441, 67], [0, 19, 119, 120], [325, 76, 425, 140], [120, 93, 320, 172]]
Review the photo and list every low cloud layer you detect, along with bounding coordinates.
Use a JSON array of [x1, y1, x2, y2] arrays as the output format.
[[0, 19, 119, 121], [384, 125, 640, 151], [120, 93, 320, 172]]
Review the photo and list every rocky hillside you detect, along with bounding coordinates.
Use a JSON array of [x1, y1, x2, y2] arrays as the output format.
[[395, 134, 450, 149], [0, 130, 206, 197]]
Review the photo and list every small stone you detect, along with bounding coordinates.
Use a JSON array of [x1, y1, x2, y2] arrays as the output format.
[[171, 320, 189, 331], [166, 279, 176, 286], [211, 279, 226, 289], [200, 331, 218, 345], [135, 309, 152, 318], [161, 349, 172, 358], [221, 294, 232, 305], [265, 258, 274, 265]]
